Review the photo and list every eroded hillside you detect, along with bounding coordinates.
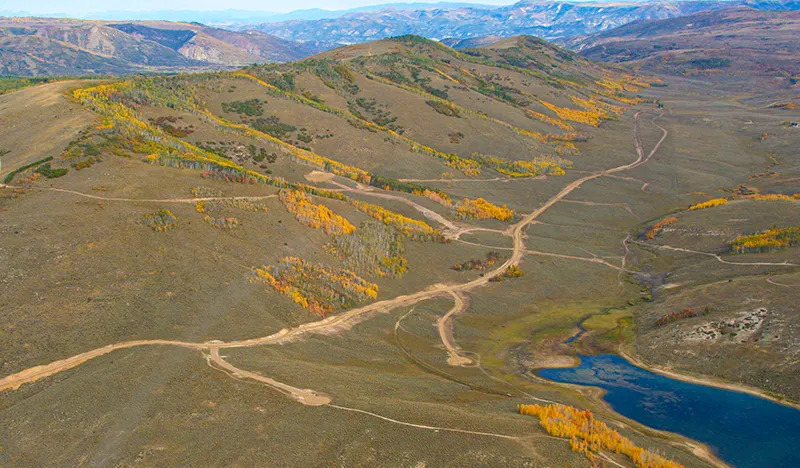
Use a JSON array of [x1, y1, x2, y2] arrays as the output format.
[[0, 17, 322, 75]]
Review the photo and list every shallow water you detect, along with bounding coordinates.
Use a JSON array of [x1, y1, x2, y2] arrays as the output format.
[[538, 354, 800, 468]]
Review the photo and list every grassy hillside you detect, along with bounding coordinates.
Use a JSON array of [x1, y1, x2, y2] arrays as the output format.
[[0, 34, 798, 467]]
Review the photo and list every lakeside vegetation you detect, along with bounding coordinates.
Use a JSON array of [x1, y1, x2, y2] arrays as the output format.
[[518, 404, 684, 468]]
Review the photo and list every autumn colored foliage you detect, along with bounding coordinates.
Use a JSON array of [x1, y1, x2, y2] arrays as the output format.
[[468, 152, 572, 178], [142, 210, 177, 232], [518, 404, 684, 468], [524, 109, 574, 131], [327, 222, 408, 278], [452, 251, 503, 271], [745, 193, 799, 202], [572, 96, 623, 118], [730, 226, 800, 254], [367, 174, 452, 207], [421, 189, 453, 207], [645, 217, 678, 240], [73, 80, 256, 191], [236, 71, 483, 176], [279, 189, 356, 235], [489, 265, 525, 282], [688, 198, 728, 211], [252, 257, 378, 317], [426, 99, 460, 117], [539, 99, 604, 127], [456, 197, 514, 221], [349, 200, 441, 240]]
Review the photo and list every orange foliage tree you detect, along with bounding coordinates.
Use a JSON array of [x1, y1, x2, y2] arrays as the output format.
[[539, 99, 604, 127], [279, 189, 355, 235], [252, 257, 378, 317], [688, 198, 728, 211], [730, 226, 800, 254], [745, 193, 798, 202], [456, 198, 514, 221], [518, 404, 684, 468], [645, 217, 678, 240]]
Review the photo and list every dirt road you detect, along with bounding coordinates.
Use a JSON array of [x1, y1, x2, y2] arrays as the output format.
[[0, 339, 204, 392], [436, 291, 475, 367], [329, 180, 459, 232], [0, 111, 669, 403], [632, 240, 799, 267], [0, 185, 277, 204], [206, 347, 331, 406]]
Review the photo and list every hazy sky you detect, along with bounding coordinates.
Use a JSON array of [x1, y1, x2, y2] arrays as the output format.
[[0, 0, 516, 15]]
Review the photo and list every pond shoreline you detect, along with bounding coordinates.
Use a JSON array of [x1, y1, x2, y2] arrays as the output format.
[[562, 308, 798, 411], [537, 353, 800, 468], [617, 348, 800, 411]]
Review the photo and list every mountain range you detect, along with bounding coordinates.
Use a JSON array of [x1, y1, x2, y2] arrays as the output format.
[[571, 6, 800, 84], [240, 0, 800, 48], [0, 3, 499, 25], [0, 18, 323, 75], [3, 1, 800, 77]]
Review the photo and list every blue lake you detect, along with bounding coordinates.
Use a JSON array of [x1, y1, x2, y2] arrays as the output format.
[[538, 354, 800, 468]]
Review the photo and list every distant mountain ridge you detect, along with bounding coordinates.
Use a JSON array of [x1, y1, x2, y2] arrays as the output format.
[[0, 3, 499, 24], [571, 7, 800, 85], [240, 0, 800, 48], [0, 18, 323, 76], [4, 1, 799, 77]]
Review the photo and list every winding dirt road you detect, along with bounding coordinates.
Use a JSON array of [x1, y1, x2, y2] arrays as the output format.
[[3, 107, 729, 464], [0, 111, 669, 405], [206, 347, 331, 406], [526, 249, 631, 273], [767, 277, 800, 287], [632, 240, 799, 267], [0, 339, 204, 392], [436, 291, 475, 367]]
